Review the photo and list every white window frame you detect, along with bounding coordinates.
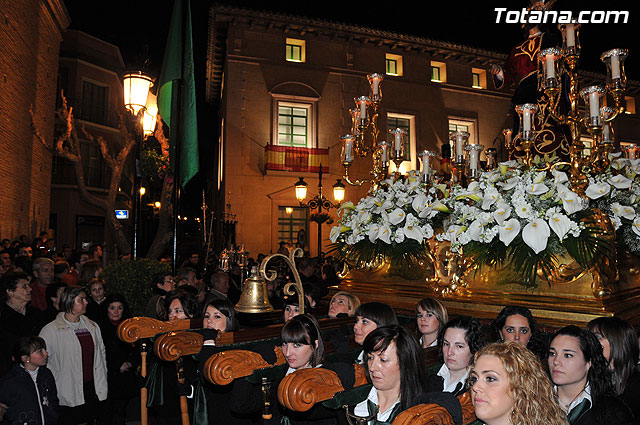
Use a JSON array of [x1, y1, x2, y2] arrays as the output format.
[[285, 38, 306, 63], [387, 112, 416, 174], [386, 53, 404, 77], [431, 61, 447, 83], [272, 95, 317, 148]]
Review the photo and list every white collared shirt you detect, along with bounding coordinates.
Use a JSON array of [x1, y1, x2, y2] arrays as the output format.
[[286, 363, 322, 376], [419, 336, 438, 348], [436, 363, 469, 393], [354, 386, 400, 423], [555, 383, 592, 413]]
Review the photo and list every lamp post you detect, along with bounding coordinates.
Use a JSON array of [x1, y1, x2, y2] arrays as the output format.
[[123, 71, 156, 259], [294, 166, 344, 258]]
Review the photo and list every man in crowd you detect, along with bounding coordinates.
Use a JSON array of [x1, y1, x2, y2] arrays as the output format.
[[30, 257, 54, 311]]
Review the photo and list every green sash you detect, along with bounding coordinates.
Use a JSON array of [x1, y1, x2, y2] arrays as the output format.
[[367, 399, 402, 425], [568, 399, 591, 424]]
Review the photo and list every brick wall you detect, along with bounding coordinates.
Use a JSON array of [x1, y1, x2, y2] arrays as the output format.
[[0, 0, 69, 240]]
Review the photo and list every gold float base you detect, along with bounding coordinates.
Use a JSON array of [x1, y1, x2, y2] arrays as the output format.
[[335, 252, 640, 329]]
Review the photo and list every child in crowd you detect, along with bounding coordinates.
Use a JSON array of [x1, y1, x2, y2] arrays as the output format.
[[0, 335, 59, 425]]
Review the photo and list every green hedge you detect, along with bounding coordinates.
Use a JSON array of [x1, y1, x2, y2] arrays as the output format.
[[101, 258, 171, 316]]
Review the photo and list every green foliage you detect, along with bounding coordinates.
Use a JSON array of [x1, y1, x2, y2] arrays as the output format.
[[139, 148, 170, 182], [100, 258, 171, 316]]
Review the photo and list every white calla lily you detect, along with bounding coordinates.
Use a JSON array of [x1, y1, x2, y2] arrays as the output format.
[[493, 204, 512, 225], [559, 190, 584, 214], [482, 187, 501, 210], [608, 174, 632, 190], [467, 219, 484, 242], [387, 208, 406, 225], [522, 219, 550, 254], [329, 226, 342, 243], [585, 182, 611, 200], [411, 194, 432, 218], [526, 183, 549, 196], [551, 169, 569, 185], [403, 214, 424, 243], [633, 216, 640, 237], [611, 158, 629, 170], [498, 218, 521, 247], [548, 212, 572, 241], [611, 202, 636, 220]]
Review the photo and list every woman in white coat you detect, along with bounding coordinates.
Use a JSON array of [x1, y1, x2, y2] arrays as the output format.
[[39, 284, 108, 425]]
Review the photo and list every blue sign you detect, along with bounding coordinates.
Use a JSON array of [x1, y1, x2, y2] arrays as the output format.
[[115, 210, 129, 220]]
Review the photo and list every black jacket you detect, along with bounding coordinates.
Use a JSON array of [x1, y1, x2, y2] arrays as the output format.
[[0, 364, 59, 425], [230, 363, 338, 425], [620, 369, 640, 423], [570, 394, 635, 425]]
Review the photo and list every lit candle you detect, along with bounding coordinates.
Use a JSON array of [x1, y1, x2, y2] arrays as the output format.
[[566, 24, 575, 48], [546, 53, 555, 79], [504, 130, 512, 145], [611, 53, 621, 79]]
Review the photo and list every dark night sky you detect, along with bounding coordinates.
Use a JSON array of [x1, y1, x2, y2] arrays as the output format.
[[64, 0, 640, 80], [62, 0, 640, 214]]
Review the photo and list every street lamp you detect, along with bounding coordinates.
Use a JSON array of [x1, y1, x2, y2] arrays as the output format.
[[123, 70, 155, 259], [294, 166, 344, 258]]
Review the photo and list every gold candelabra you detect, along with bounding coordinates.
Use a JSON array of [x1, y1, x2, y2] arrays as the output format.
[[340, 73, 403, 189], [508, 22, 629, 195]]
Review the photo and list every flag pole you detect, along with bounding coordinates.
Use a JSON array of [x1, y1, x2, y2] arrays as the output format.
[[171, 0, 187, 275]]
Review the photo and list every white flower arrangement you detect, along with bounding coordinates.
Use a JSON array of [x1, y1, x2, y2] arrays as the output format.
[[586, 155, 640, 255], [328, 171, 445, 271], [435, 164, 586, 256], [330, 155, 638, 287]]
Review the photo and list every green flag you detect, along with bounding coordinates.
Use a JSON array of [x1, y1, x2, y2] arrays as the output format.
[[157, 0, 199, 187]]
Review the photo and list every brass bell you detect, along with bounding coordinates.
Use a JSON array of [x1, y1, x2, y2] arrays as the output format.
[[235, 266, 275, 313]]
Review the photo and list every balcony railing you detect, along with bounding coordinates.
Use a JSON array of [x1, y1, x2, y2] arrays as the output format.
[[265, 145, 329, 173]]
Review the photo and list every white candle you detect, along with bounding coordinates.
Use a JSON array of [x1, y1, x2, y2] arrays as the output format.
[[589, 92, 600, 119], [546, 54, 555, 79], [611, 53, 621, 79], [602, 124, 612, 142], [566, 24, 575, 48], [381, 145, 388, 164], [505, 131, 512, 145], [395, 131, 402, 151], [469, 149, 479, 170], [344, 139, 353, 163], [372, 80, 379, 96], [359, 101, 367, 119], [422, 157, 431, 176], [523, 111, 531, 133], [456, 135, 463, 159]]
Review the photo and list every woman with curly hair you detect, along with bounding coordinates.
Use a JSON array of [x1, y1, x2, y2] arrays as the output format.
[[426, 315, 486, 396], [548, 325, 634, 425], [494, 305, 546, 358], [469, 341, 567, 425], [587, 316, 640, 421]]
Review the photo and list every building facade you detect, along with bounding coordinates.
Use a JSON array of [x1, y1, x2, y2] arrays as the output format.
[[206, 5, 640, 259], [0, 0, 69, 240], [51, 30, 133, 254]]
